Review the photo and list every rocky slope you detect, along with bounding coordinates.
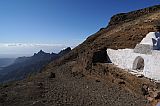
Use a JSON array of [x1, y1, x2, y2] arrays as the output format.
[[0, 5, 160, 106]]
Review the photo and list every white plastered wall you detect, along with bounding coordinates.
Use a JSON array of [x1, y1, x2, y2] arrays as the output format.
[[107, 49, 160, 81]]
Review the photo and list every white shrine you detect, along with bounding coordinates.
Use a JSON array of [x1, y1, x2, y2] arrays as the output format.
[[107, 32, 160, 81]]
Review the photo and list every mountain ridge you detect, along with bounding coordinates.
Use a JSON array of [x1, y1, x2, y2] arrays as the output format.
[[0, 47, 71, 83], [0, 5, 160, 106]]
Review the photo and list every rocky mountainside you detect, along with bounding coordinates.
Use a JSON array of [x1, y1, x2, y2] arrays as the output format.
[[108, 5, 160, 27], [0, 5, 160, 106], [0, 47, 71, 83]]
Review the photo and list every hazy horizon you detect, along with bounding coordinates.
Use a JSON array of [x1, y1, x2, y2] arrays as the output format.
[[0, 0, 160, 58], [0, 43, 74, 58]]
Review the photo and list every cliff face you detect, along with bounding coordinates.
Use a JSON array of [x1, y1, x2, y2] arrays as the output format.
[[1, 5, 160, 106]]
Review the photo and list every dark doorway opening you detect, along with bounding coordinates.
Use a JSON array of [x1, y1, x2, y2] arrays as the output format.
[[92, 48, 112, 63]]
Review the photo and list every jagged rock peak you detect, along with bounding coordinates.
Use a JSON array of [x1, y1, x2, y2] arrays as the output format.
[[38, 50, 46, 54], [34, 50, 49, 56], [58, 47, 71, 56]]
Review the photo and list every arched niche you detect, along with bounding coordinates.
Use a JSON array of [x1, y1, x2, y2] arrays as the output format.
[[132, 56, 144, 71]]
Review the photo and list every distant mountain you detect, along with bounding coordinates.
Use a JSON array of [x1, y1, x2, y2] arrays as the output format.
[[0, 58, 15, 67], [0, 47, 71, 83]]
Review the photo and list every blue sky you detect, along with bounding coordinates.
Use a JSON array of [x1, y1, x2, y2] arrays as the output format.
[[0, 0, 160, 57]]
